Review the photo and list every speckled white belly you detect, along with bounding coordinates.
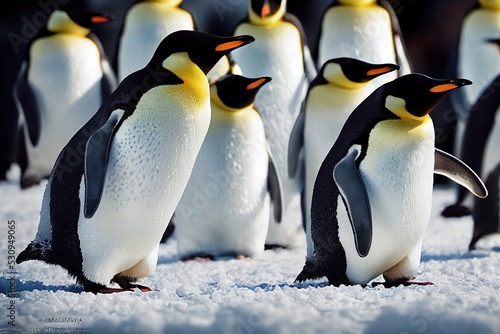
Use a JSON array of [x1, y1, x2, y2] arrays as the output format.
[[338, 120, 435, 284], [78, 85, 210, 285]]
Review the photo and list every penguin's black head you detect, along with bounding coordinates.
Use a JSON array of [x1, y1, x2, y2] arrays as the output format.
[[59, 2, 114, 28], [150, 31, 254, 75], [321, 58, 399, 87], [383, 74, 472, 118], [212, 75, 272, 109]]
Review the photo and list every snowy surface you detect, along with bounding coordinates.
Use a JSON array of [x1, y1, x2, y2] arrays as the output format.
[[1, 166, 500, 334]]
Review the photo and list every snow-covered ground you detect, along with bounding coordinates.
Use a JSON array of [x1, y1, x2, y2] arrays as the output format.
[[1, 166, 499, 334]]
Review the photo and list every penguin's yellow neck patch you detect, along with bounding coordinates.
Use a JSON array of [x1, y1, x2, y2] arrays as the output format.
[[324, 63, 367, 90], [385, 96, 431, 124], [47, 10, 90, 36], [479, 0, 500, 10], [146, 0, 182, 5], [248, 4, 286, 26], [338, 0, 377, 7], [162, 52, 209, 107]]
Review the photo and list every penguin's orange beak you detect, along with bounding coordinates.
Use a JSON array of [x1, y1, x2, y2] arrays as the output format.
[[261, 3, 271, 17], [367, 67, 395, 76], [216, 40, 246, 52], [430, 83, 459, 93], [91, 16, 111, 24], [215, 35, 255, 52], [247, 77, 270, 90]]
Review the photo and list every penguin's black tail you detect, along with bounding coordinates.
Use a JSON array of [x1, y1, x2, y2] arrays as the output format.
[[16, 240, 53, 264]]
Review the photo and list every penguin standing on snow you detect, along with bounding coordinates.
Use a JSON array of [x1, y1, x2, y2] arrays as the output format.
[[296, 74, 487, 286], [288, 58, 399, 259], [175, 75, 283, 260], [116, 0, 195, 81], [16, 31, 254, 293], [232, 0, 317, 248], [15, 4, 117, 189], [317, 0, 412, 91]]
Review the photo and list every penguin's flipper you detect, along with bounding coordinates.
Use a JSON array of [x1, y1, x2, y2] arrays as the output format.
[[84, 109, 126, 219], [267, 143, 284, 223], [434, 148, 488, 198], [333, 146, 372, 257], [288, 102, 305, 178], [87, 33, 118, 99], [14, 62, 41, 146]]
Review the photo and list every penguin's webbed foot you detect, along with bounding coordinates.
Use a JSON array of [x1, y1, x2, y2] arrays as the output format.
[[112, 275, 152, 292], [78, 278, 133, 294], [294, 260, 326, 283], [441, 204, 471, 218], [181, 255, 214, 262], [372, 280, 434, 288], [20, 174, 44, 189]]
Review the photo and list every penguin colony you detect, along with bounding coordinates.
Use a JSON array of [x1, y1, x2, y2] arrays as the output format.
[[9, 0, 496, 292]]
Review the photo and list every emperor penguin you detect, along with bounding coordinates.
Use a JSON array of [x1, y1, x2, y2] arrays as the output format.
[[295, 74, 487, 287], [14, 4, 117, 189], [175, 75, 284, 260], [288, 58, 399, 258], [316, 0, 413, 91], [455, 0, 500, 118], [232, 0, 317, 248], [16, 30, 254, 293], [116, 0, 195, 81], [442, 69, 500, 217]]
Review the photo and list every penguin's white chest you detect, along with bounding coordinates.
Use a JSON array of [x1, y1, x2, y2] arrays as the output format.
[[304, 85, 373, 196], [118, 5, 193, 80], [232, 21, 307, 159], [304, 85, 373, 255], [318, 6, 397, 88], [338, 119, 435, 284], [232, 21, 307, 234], [29, 34, 102, 119], [175, 106, 270, 258], [26, 35, 103, 173], [459, 9, 500, 107], [78, 85, 211, 285]]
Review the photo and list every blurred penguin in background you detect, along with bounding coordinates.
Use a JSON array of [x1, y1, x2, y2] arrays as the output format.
[[14, 1, 116, 189], [442, 52, 500, 217], [316, 0, 412, 92], [115, 0, 196, 81], [438, 1, 500, 215], [175, 75, 283, 261], [231, 0, 317, 249]]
